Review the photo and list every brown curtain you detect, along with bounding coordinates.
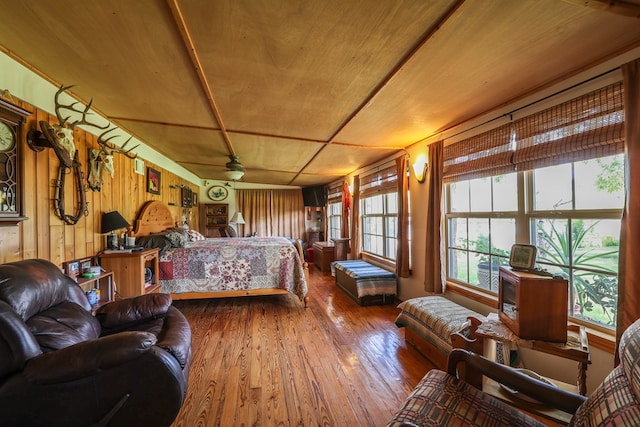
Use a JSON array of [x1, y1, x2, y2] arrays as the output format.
[[396, 156, 410, 278], [350, 175, 361, 260], [236, 189, 304, 239], [616, 59, 640, 359], [270, 189, 305, 239], [424, 141, 444, 293], [236, 189, 271, 237]]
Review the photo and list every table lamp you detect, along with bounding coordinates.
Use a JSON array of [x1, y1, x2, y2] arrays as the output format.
[[230, 212, 245, 224], [101, 211, 130, 249]]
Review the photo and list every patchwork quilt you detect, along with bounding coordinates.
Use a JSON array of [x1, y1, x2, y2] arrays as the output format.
[[158, 237, 307, 301]]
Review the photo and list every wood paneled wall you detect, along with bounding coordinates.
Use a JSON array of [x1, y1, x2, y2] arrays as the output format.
[[0, 98, 199, 266]]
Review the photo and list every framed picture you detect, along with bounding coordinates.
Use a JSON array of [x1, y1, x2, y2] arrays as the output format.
[[134, 158, 145, 175], [509, 244, 537, 269], [147, 167, 161, 195], [63, 261, 80, 278]]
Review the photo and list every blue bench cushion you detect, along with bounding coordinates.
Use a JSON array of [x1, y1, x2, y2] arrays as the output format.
[[332, 260, 397, 298]]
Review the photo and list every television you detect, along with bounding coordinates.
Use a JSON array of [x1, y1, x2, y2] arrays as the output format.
[[302, 185, 327, 207]]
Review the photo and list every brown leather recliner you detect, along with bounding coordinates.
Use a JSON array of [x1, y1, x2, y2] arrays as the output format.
[[0, 259, 192, 427]]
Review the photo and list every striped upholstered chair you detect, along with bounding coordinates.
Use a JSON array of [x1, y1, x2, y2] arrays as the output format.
[[387, 318, 640, 426]]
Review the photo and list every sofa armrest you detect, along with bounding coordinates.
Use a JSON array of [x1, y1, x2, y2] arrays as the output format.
[[95, 293, 172, 332], [447, 348, 587, 414], [23, 331, 157, 385], [155, 306, 192, 369]]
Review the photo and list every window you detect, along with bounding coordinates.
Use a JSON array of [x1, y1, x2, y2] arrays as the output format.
[[361, 192, 398, 260], [359, 163, 399, 262], [444, 82, 624, 330], [447, 174, 517, 292], [327, 201, 342, 240]]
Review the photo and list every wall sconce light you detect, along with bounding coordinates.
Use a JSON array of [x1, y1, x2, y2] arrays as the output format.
[[412, 153, 428, 183]]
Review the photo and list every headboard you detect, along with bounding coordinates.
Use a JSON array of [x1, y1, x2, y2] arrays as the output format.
[[132, 201, 175, 236]]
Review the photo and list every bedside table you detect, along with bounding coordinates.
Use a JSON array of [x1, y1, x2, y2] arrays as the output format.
[[99, 248, 161, 298]]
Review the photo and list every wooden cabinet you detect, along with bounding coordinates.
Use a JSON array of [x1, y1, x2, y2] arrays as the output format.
[[202, 203, 228, 237], [99, 248, 160, 298], [498, 267, 568, 342], [332, 238, 350, 261], [313, 241, 335, 273]]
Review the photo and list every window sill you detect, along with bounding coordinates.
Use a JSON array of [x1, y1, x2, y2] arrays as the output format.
[[445, 281, 616, 354], [360, 253, 395, 271]]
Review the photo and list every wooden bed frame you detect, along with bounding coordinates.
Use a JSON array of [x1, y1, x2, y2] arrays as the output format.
[[132, 200, 309, 307]]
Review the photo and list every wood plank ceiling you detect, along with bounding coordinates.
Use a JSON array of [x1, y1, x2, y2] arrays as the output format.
[[0, 0, 639, 186]]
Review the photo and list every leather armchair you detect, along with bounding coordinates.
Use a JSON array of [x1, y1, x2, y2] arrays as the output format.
[[0, 259, 192, 427]]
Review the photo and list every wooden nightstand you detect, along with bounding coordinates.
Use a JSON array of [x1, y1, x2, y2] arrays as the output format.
[[99, 248, 161, 298]]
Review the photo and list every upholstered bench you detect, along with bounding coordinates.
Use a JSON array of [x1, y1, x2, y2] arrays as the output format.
[[332, 260, 397, 306], [395, 295, 483, 369]]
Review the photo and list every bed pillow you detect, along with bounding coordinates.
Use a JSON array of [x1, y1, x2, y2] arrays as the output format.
[[186, 229, 206, 241], [164, 230, 187, 248], [137, 234, 172, 255]]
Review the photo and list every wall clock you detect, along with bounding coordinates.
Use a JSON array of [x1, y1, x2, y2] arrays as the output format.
[[0, 122, 15, 152], [0, 98, 30, 225], [207, 185, 228, 201]]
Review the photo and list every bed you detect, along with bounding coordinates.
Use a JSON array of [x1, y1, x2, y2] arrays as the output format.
[[131, 201, 309, 306]]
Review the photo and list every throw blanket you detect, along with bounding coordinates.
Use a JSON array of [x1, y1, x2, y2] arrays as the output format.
[[332, 260, 397, 297], [158, 237, 307, 301]]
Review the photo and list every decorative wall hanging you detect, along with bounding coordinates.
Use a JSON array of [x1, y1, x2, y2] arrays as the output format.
[[27, 85, 110, 225], [87, 127, 138, 191]]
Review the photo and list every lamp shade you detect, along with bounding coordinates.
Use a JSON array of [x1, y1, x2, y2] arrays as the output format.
[[224, 169, 245, 181], [100, 211, 130, 234], [230, 212, 245, 224]]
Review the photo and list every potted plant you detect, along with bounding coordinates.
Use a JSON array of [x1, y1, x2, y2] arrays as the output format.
[[472, 234, 509, 292]]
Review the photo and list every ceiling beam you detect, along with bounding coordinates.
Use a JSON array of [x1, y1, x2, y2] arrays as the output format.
[[561, 0, 640, 18], [166, 0, 237, 156]]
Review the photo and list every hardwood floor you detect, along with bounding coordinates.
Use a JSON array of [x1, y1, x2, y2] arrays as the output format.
[[171, 265, 435, 427]]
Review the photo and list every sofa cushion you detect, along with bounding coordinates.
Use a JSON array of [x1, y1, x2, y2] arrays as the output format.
[[619, 318, 640, 403], [386, 369, 545, 427], [27, 301, 101, 352]]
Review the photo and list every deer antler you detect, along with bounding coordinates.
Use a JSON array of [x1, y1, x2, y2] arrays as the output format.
[[54, 85, 109, 130], [98, 127, 139, 159]]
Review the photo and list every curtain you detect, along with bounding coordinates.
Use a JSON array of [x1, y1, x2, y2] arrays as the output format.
[[424, 141, 444, 293], [236, 189, 305, 239], [616, 59, 640, 360], [270, 189, 305, 239], [396, 156, 410, 278], [350, 175, 361, 260]]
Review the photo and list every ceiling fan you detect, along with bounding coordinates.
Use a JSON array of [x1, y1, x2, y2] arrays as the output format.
[[224, 155, 245, 181]]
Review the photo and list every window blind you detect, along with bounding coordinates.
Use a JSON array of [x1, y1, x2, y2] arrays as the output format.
[[327, 182, 342, 204], [443, 81, 624, 182], [512, 81, 624, 171], [443, 123, 514, 183], [359, 163, 397, 197]]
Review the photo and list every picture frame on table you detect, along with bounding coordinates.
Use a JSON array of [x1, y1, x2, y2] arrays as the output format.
[[147, 167, 161, 195], [63, 261, 80, 279], [509, 244, 537, 269]]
